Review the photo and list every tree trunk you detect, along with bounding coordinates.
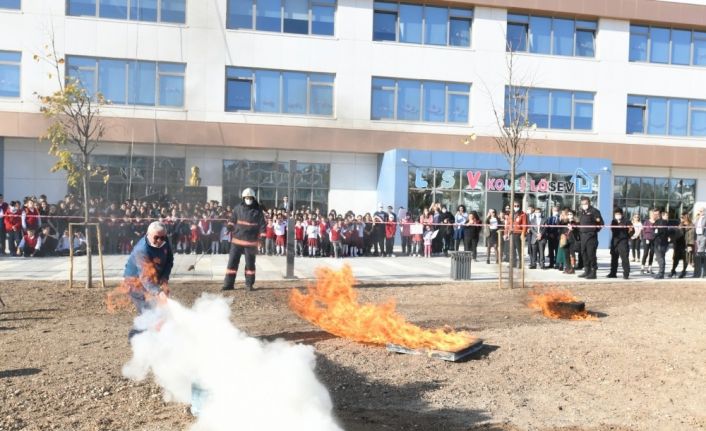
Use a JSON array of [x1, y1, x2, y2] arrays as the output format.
[[82, 158, 93, 289], [508, 164, 515, 289]]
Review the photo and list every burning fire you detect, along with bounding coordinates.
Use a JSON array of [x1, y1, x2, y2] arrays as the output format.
[[106, 258, 165, 313], [289, 265, 476, 352], [528, 289, 596, 320]]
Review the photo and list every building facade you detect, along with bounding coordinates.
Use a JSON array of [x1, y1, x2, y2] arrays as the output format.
[[1, 0, 705, 237]]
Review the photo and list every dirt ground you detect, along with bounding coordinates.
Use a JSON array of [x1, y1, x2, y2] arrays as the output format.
[[1, 277, 705, 431]]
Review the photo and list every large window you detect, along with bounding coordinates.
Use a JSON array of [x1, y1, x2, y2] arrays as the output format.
[[407, 168, 598, 217], [505, 87, 594, 130], [226, 67, 334, 116], [66, 56, 185, 107], [614, 176, 696, 220], [86, 155, 185, 202], [227, 0, 335, 36], [626, 95, 706, 136], [66, 0, 186, 23], [371, 77, 470, 123], [629, 25, 706, 66], [507, 13, 596, 57], [223, 160, 330, 211], [0, 51, 21, 98], [373, 2, 472, 47], [0, 0, 20, 9]]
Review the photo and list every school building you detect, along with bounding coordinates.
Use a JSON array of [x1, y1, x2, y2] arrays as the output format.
[[1, 0, 705, 244]]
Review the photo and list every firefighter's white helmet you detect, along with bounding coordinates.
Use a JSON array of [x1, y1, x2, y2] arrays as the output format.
[[241, 188, 256, 199]]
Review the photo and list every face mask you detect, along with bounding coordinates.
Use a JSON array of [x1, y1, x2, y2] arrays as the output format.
[[513, 206, 520, 211], [552, 212, 559, 217], [582, 204, 589, 210], [615, 215, 622, 221], [244, 198, 254, 205]]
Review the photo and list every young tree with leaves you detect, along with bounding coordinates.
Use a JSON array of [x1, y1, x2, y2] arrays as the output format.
[[34, 40, 108, 288]]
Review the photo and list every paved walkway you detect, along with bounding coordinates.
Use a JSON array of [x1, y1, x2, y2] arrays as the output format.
[[0, 248, 698, 284]]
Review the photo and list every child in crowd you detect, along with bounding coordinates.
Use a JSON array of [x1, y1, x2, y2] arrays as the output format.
[[412, 218, 423, 257], [423, 225, 434, 258], [294, 219, 304, 256], [189, 220, 199, 254], [265, 219, 276, 256], [274, 215, 287, 256], [306, 219, 319, 257], [330, 219, 342, 258]]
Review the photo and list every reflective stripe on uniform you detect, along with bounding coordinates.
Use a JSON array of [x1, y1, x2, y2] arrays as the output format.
[[244, 269, 256, 275], [237, 220, 258, 226], [231, 238, 258, 247], [225, 269, 237, 275]]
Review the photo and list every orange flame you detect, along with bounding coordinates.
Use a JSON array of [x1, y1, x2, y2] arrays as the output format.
[[105, 257, 165, 313], [289, 265, 476, 352], [528, 289, 596, 320]]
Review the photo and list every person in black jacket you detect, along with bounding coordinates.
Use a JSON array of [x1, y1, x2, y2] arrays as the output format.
[[222, 188, 266, 291], [577, 196, 604, 279], [652, 208, 670, 279], [608, 208, 633, 279], [440, 206, 454, 257]]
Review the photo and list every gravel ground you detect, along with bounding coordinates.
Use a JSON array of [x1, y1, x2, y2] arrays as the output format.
[[0, 278, 704, 431]]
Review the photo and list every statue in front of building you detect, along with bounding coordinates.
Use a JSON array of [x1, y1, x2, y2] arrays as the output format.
[[189, 166, 202, 187]]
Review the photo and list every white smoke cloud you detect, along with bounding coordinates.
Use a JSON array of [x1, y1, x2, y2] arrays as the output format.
[[122, 293, 342, 431]]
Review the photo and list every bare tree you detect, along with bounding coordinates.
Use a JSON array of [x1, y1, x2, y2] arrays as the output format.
[[34, 37, 108, 288], [488, 47, 536, 288]]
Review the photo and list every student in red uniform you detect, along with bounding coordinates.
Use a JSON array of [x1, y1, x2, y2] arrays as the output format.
[[319, 216, 330, 257], [189, 218, 200, 254], [264, 218, 276, 256], [17, 227, 42, 257], [198, 213, 212, 254], [22, 199, 41, 232], [4, 202, 22, 256], [330, 219, 342, 258], [294, 218, 304, 257]]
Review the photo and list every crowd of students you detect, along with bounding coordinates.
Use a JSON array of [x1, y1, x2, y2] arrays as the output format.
[[1, 192, 704, 279]]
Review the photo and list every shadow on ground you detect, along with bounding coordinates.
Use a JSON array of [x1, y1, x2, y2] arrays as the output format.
[[315, 353, 509, 431], [0, 368, 42, 379]]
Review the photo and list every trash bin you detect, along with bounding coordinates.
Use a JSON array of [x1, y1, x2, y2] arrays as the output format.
[[450, 251, 473, 280]]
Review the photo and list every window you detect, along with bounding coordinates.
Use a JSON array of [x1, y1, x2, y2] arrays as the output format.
[[227, 0, 336, 35], [399, 4, 422, 44], [508, 13, 596, 57], [158, 63, 185, 106], [626, 95, 646, 134], [0, 51, 21, 98], [0, 0, 20, 9], [505, 87, 594, 130], [67, 0, 185, 23], [629, 25, 706, 66], [449, 8, 471, 47], [373, 2, 472, 47], [627, 94, 706, 137], [226, 67, 334, 116], [66, 56, 185, 107], [88, 155, 185, 202], [370, 77, 470, 123], [223, 160, 330, 211], [614, 176, 697, 221]]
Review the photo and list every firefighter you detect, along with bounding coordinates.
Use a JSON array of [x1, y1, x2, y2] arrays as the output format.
[[607, 207, 633, 279], [222, 188, 266, 291], [577, 196, 604, 279]]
